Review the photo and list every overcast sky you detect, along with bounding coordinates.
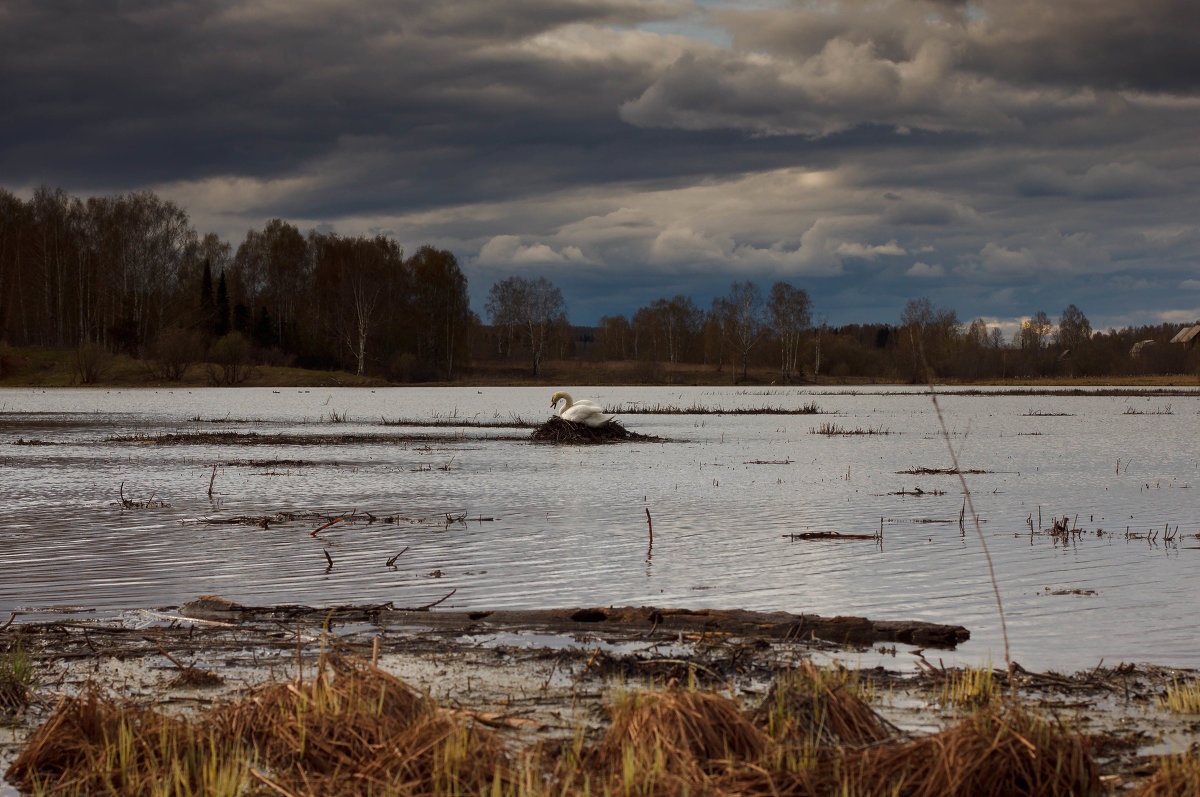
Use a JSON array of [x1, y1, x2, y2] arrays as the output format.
[[3, 0, 1199, 333]]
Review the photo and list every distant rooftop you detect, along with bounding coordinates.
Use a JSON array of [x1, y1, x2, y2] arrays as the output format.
[[1169, 324, 1200, 344]]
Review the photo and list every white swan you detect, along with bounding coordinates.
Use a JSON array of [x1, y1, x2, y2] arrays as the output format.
[[550, 391, 614, 428]]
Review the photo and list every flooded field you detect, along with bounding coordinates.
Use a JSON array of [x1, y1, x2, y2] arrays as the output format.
[[2, 384, 1199, 672]]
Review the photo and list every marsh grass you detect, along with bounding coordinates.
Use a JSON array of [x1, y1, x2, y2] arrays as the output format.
[[0, 640, 36, 714], [594, 687, 770, 794], [935, 665, 1001, 708], [834, 705, 1098, 797], [604, 401, 822, 415], [381, 412, 535, 428], [8, 658, 1110, 797], [811, 422, 892, 435], [1123, 404, 1173, 415], [751, 661, 892, 774], [9, 656, 515, 797], [9, 690, 255, 796], [1156, 677, 1200, 714], [1135, 752, 1200, 797]]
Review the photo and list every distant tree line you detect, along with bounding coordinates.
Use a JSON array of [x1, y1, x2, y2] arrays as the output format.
[[538, 290, 1198, 383], [0, 187, 473, 382], [3, 187, 1198, 383]]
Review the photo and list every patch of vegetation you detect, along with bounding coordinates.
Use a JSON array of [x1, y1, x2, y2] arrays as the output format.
[[1123, 404, 1173, 415], [0, 641, 36, 714], [1157, 677, 1200, 714], [810, 422, 892, 435], [605, 401, 823, 415], [935, 665, 1001, 708]]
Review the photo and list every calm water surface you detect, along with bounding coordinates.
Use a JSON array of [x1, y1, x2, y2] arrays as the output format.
[[2, 385, 1198, 672]]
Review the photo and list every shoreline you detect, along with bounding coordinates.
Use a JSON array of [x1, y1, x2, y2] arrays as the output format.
[[3, 600, 1198, 794], [3, 346, 1198, 390]]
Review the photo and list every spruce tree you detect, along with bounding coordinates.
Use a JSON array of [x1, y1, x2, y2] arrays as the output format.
[[215, 271, 231, 337], [199, 259, 215, 335]]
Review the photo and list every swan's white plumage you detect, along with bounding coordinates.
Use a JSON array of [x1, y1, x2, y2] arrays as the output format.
[[550, 391, 613, 428]]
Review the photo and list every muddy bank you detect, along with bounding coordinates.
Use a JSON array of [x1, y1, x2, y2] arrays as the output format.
[[2, 601, 1198, 794]]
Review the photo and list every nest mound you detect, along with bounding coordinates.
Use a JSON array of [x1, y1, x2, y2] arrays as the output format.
[[531, 415, 659, 444]]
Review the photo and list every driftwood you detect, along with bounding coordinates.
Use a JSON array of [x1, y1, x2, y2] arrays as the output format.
[[783, 531, 879, 541]]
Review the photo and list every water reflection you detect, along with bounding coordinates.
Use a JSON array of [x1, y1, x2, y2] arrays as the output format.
[[2, 385, 1199, 671]]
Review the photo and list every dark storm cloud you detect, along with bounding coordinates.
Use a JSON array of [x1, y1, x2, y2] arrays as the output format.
[[0, 0, 685, 193], [1, 0, 1198, 331], [963, 0, 1200, 93]]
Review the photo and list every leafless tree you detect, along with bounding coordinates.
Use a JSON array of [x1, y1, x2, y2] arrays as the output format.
[[767, 281, 811, 383], [486, 276, 566, 376], [724, 281, 766, 380]]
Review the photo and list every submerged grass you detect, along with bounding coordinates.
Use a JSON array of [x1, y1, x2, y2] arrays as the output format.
[[810, 422, 892, 435], [603, 401, 822, 415]]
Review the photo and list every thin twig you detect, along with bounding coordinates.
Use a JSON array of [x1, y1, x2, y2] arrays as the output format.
[[250, 768, 303, 797], [914, 330, 1014, 699], [404, 588, 456, 611], [310, 517, 343, 537]]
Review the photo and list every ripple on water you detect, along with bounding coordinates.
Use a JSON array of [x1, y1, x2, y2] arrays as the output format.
[[2, 385, 1200, 671]]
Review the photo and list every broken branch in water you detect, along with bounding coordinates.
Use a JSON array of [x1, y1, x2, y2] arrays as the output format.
[[310, 517, 344, 537], [783, 531, 879, 541], [118, 481, 170, 509], [323, 550, 333, 572], [404, 588, 456, 611], [645, 507, 653, 556], [385, 547, 410, 568]]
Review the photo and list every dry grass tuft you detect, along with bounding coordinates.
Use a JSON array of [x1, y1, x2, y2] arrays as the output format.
[[0, 641, 36, 715], [934, 664, 1001, 708], [8, 656, 515, 797], [167, 667, 224, 689], [593, 687, 770, 793], [7, 689, 253, 796], [840, 704, 1098, 797], [5, 658, 1108, 797], [1156, 677, 1200, 714], [1134, 752, 1200, 797], [212, 656, 512, 795], [752, 661, 893, 755]]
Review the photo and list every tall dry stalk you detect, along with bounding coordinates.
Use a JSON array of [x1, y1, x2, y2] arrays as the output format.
[[913, 332, 1015, 698]]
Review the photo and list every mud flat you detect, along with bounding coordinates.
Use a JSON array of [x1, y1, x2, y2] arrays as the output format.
[[2, 600, 1198, 794]]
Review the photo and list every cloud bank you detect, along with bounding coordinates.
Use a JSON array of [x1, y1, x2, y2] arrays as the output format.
[[2, 0, 1198, 327]]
